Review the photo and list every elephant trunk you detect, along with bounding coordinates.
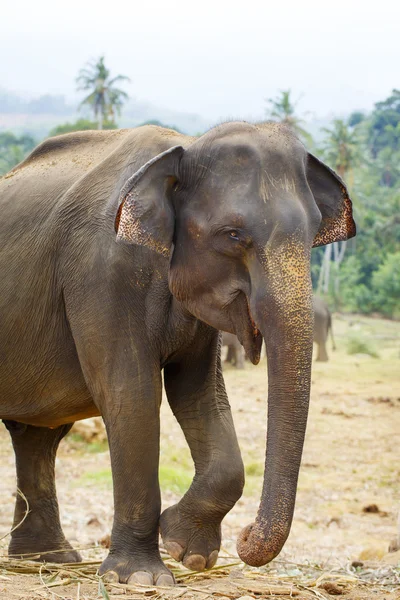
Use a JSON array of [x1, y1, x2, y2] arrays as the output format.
[[237, 241, 314, 567]]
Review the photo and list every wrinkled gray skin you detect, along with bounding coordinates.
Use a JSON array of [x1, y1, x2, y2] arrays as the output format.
[[0, 123, 355, 584], [224, 296, 335, 367], [313, 296, 335, 362]]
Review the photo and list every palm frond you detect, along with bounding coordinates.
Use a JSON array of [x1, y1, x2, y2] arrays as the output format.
[[108, 75, 131, 85]]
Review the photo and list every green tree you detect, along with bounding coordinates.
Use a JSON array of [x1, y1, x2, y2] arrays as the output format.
[[311, 90, 400, 318], [317, 120, 362, 302], [76, 56, 130, 130], [338, 256, 375, 314], [266, 90, 311, 143], [373, 147, 400, 188], [372, 252, 400, 318], [348, 111, 366, 128], [0, 132, 36, 175], [321, 119, 361, 180], [50, 118, 117, 137], [367, 89, 400, 157]]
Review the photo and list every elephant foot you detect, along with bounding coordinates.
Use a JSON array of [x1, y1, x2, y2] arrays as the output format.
[[160, 504, 221, 571], [9, 534, 81, 563], [99, 552, 174, 586]]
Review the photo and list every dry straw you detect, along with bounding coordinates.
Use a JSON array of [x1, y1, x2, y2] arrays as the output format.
[[0, 497, 398, 599]]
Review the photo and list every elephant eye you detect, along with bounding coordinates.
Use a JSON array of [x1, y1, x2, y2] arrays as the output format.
[[228, 230, 240, 241]]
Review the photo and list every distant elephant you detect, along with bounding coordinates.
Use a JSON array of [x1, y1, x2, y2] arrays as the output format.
[[0, 122, 355, 583], [313, 295, 335, 362], [223, 296, 335, 366], [222, 332, 246, 368]]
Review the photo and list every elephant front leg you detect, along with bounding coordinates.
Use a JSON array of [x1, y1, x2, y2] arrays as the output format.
[[96, 369, 174, 587], [161, 330, 244, 571]]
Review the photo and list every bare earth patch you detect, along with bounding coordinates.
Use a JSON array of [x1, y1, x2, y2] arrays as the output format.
[[0, 314, 399, 599]]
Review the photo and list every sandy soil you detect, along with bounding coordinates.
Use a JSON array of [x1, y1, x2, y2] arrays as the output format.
[[0, 314, 399, 599]]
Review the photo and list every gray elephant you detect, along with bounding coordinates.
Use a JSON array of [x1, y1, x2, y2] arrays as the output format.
[[313, 295, 335, 361], [0, 122, 355, 584], [222, 332, 246, 368], [223, 296, 334, 367]]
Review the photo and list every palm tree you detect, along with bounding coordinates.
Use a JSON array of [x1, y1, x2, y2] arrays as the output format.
[[76, 56, 130, 130], [266, 90, 311, 143], [321, 119, 361, 181], [318, 120, 361, 299]]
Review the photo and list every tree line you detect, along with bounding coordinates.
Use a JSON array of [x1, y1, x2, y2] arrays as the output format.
[[0, 58, 398, 318]]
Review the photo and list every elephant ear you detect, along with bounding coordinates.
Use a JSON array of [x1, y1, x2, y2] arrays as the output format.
[[306, 153, 356, 248], [115, 145, 184, 256]]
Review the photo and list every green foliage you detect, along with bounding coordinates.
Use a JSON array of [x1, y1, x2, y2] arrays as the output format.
[[50, 118, 117, 137], [321, 119, 362, 178], [313, 89, 400, 319], [0, 132, 36, 175], [348, 111, 366, 128], [245, 462, 263, 477], [367, 89, 400, 156], [371, 252, 400, 318], [338, 257, 374, 314], [159, 465, 192, 494], [76, 468, 112, 488], [76, 56, 130, 129], [346, 333, 380, 358]]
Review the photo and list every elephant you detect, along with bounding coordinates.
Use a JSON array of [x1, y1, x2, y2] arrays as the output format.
[[223, 296, 335, 367], [0, 122, 355, 584], [313, 295, 335, 361], [222, 332, 246, 368]]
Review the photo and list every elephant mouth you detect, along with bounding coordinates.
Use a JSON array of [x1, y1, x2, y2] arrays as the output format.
[[228, 293, 263, 365]]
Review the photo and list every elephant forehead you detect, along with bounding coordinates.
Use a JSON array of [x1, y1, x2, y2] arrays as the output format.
[[259, 171, 297, 203], [195, 153, 301, 206]]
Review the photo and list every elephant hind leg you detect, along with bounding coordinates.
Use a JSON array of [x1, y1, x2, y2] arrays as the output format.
[[4, 420, 81, 563]]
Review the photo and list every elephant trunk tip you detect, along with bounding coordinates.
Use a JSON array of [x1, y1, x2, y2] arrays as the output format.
[[236, 523, 283, 567]]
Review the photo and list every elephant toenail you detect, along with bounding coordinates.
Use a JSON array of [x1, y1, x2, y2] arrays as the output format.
[[102, 570, 119, 583], [164, 541, 185, 562], [156, 573, 175, 586], [127, 571, 153, 586], [183, 554, 207, 571], [206, 550, 219, 568]]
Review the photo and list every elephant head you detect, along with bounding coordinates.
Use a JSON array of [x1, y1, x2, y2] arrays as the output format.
[[115, 122, 355, 566]]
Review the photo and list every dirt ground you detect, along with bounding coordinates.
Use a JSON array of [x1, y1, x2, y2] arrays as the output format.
[[0, 314, 399, 599]]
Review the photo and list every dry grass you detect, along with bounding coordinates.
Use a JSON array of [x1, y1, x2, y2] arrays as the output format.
[[0, 552, 399, 599]]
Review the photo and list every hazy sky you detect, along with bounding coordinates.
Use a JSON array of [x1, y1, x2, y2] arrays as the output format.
[[1, 0, 399, 122]]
